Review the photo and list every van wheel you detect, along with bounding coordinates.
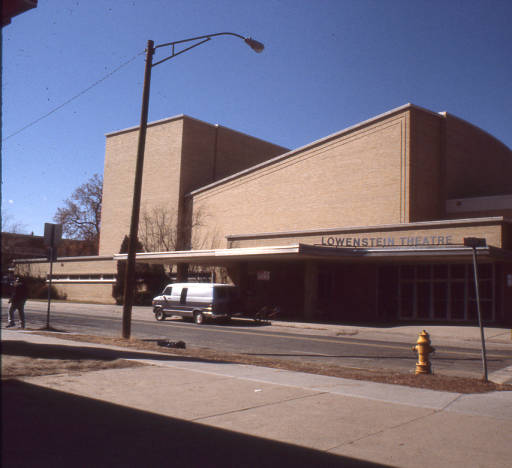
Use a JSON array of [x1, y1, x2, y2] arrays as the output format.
[[193, 312, 204, 325], [155, 309, 165, 321]]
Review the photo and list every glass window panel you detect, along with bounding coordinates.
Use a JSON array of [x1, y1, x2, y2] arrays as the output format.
[[478, 263, 492, 279], [451, 282, 465, 300], [479, 280, 492, 299], [481, 301, 493, 321], [451, 301, 465, 320], [417, 265, 431, 280], [468, 280, 475, 300], [433, 264, 448, 278], [467, 300, 477, 321], [450, 282, 465, 319], [400, 283, 414, 317], [180, 288, 188, 304], [468, 279, 492, 300], [417, 282, 431, 318], [400, 265, 415, 280], [433, 282, 448, 319], [450, 265, 466, 279]]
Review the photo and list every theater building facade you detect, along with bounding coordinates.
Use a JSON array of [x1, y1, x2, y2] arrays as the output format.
[[19, 104, 512, 324]]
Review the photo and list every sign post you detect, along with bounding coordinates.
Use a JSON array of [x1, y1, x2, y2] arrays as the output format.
[[43, 223, 62, 330], [463, 237, 488, 382]]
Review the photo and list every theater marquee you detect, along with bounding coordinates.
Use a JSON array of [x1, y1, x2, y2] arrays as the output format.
[[320, 235, 454, 248]]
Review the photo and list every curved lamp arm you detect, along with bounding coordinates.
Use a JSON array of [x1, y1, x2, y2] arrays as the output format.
[[153, 32, 264, 67]]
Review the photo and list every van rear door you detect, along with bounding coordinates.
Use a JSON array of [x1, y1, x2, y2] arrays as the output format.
[[213, 286, 240, 316]]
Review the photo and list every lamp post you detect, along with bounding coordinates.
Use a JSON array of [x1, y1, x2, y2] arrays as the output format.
[[122, 33, 264, 339]]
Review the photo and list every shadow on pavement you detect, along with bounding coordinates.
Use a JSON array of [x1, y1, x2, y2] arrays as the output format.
[[0, 340, 230, 365], [2, 380, 389, 467], [164, 317, 272, 328]]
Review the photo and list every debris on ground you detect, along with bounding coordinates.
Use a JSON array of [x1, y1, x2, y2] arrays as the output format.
[[157, 339, 186, 349]]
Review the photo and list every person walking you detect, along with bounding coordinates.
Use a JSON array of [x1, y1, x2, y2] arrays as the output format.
[[6, 277, 27, 329]]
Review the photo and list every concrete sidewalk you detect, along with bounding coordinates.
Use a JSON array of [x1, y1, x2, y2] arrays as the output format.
[[264, 319, 512, 348], [2, 329, 512, 467]]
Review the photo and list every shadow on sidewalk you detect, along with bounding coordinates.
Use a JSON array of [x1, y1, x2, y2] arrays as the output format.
[[2, 380, 389, 467], [0, 340, 228, 365]]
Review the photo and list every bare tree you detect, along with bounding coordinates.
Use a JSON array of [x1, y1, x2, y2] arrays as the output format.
[[138, 206, 179, 252], [190, 210, 221, 251], [138, 205, 218, 252], [54, 174, 102, 248], [138, 205, 221, 277], [1, 211, 28, 234]]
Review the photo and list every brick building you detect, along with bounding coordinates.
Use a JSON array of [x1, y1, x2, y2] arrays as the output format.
[[17, 104, 512, 323], [2, 233, 95, 276]]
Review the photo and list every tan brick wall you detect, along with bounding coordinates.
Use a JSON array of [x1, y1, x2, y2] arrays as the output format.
[[52, 283, 115, 304], [16, 259, 117, 304], [180, 119, 288, 196], [180, 119, 217, 198], [100, 116, 289, 256], [100, 118, 184, 256], [443, 114, 512, 199], [18, 259, 115, 277], [409, 108, 443, 221], [191, 111, 411, 246], [213, 125, 288, 181]]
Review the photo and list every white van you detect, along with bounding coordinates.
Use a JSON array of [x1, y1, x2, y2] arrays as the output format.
[[152, 283, 240, 324]]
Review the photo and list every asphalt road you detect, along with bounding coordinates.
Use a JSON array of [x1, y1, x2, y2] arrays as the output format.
[[2, 300, 511, 379]]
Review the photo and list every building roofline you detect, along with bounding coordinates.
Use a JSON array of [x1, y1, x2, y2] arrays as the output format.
[[439, 111, 511, 151], [112, 242, 509, 266], [105, 114, 186, 137], [187, 103, 440, 197], [13, 255, 114, 264], [104, 114, 289, 152], [226, 216, 508, 241]]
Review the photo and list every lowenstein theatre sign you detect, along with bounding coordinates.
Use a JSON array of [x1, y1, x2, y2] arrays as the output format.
[[320, 235, 454, 248]]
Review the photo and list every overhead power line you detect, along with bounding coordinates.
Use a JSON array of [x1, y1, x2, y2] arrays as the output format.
[[3, 51, 145, 142]]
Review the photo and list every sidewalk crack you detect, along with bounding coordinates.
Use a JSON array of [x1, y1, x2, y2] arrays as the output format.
[[325, 409, 441, 452], [191, 391, 329, 422], [439, 393, 463, 411]]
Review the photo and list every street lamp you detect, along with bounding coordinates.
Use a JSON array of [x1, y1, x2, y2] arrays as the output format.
[[122, 32, 264, 339]]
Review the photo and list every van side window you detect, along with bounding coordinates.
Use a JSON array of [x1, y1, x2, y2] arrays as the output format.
[[180, 288, 188, 305], [163, 287, 172, 296]]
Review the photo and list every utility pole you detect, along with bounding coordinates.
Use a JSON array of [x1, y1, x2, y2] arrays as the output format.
[[122, 40, 154, 339], [121, 33, 264, 339]]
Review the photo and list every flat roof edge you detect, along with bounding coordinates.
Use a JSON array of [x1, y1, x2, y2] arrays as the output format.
[[105, 115, 288, 152], [105, 115, 186, 137], [114, 244, 302, 261], [188, 103, 438, 197], [14, 255, 115, 264], [226, 217, 507, 241], [111, 242, 512, 264]]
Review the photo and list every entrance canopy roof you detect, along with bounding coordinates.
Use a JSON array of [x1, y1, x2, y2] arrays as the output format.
[[113, 243, 512, 266]]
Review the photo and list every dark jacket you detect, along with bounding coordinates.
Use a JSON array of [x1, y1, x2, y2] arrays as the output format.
[[11, 280, 28, 304]]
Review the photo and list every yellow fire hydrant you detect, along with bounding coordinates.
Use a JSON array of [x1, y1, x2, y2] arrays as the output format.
[[412, 330, 435, 375]]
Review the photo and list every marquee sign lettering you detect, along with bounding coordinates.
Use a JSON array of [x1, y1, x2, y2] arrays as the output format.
[[320, 235, 454, 248]]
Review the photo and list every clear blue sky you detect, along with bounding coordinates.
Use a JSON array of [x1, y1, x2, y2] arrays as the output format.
[[2, 0, 511, 236]]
